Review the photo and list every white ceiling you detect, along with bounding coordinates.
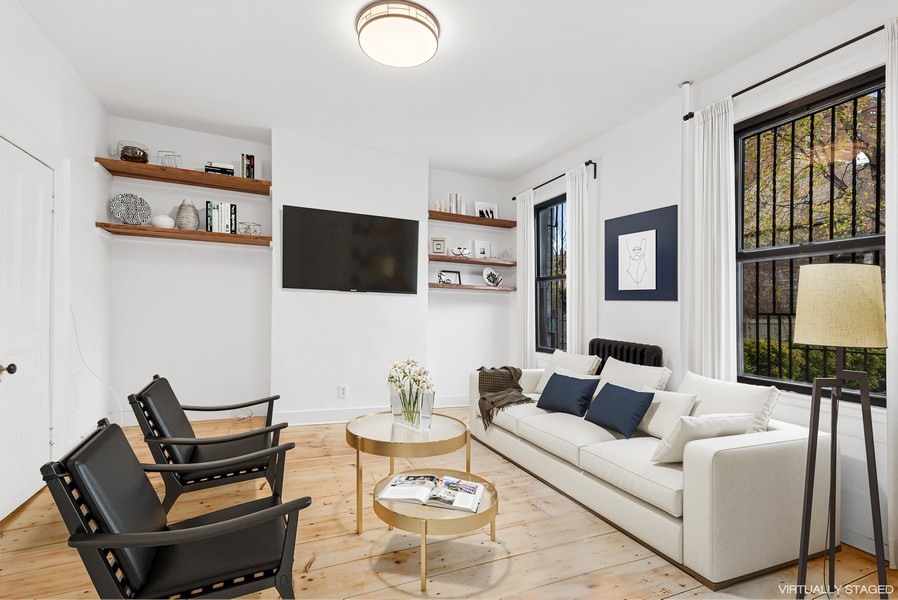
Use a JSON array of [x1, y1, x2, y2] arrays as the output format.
[[20, 0, 856, 180]]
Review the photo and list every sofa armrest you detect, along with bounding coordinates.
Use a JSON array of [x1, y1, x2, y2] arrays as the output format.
[[682, 428, 836, 584], [468, 369, 544, 424]]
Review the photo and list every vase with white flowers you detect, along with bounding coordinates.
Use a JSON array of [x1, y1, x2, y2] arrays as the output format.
[[387, 358, 435, 430]]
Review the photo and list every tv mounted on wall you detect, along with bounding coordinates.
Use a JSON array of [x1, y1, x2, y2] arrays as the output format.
[[282, 205, 419, 294]]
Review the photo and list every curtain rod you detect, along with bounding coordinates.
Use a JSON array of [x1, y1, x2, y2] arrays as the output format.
[[682, 24, 885, 121], [512, 160, 596, 201]]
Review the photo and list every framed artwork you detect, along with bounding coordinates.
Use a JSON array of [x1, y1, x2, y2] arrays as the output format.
[[437, 270, 461, 285], [474, 202, 498, 219], [430, 236, 447, 255], [604, 205, 677, 301], [473, 240, 491, 259]]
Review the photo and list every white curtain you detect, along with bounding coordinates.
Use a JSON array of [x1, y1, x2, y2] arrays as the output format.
[[689, 97, 737, 381], [884, 16, 898, 568], [566, 165, 591, 354], [516, 189, 537, 368]]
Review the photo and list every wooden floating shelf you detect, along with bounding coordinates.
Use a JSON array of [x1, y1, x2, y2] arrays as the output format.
[[428, 210, 516, 229], [96, 222, 272, 247], [96, 157, 271, 196], [428, 254, 516, 268], [429, 283, 516, 292]]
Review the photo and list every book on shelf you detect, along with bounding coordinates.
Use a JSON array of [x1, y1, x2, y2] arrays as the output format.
[[376, 474, 484, 513], [206, 201, 237, 233], [240, 153, 256, 179]]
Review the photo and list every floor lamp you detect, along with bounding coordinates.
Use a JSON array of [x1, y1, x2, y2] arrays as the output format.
[[794, 263, 888, 599]]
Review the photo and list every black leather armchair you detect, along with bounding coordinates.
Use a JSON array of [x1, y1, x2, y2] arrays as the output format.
[[41, 419, 311, 599], [129, 375, 289, 511]]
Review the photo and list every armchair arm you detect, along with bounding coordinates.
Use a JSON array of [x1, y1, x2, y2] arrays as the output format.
[[181, 395, 279, 427], [145, 422, 287, 446], [682, 428, 836, 584], [141, 442, 295, 474], [68, 496, 312, 548]]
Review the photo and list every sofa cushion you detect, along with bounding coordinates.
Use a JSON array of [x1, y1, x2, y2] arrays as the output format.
[[536, 373, 600, 417], [678, 371, 778, 432], [490, 399, 547, 435], [651, 413, 755, 463], [595, 356, 672, 395], [580, 437, 685, 517], [584, 383, 654, 438], [637, 389, 697, 439], [534, 350, 602, 394], [517, 413, 622, 464]]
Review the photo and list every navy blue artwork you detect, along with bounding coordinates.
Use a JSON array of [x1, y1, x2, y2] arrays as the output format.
[[605, 205, 677, 301]]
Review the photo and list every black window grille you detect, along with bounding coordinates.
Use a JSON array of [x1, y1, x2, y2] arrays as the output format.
[[536, 194, 567, 353], [736, 69, 886, 406]]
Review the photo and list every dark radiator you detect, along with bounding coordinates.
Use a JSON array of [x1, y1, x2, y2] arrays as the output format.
[[588, 338, 663, 374]]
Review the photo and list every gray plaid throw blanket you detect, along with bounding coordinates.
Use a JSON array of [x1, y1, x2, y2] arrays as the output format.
[[478, 366, 533, 430]]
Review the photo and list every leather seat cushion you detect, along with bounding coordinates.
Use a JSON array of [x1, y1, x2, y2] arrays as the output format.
[[516, 413, 622, 465], [139, 498, 286, 597], [186, 434, 271, 481], [579, 437, 685, 517]]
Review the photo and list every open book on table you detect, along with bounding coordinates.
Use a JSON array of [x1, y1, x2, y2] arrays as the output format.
[[377, 474, 484, 513]]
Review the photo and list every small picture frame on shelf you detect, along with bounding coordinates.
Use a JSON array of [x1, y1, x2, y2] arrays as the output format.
[[473, 240, 492, 259], [437, 270, 461, 285], [430, 236, 447, 255], [475, 202, 498, 219]]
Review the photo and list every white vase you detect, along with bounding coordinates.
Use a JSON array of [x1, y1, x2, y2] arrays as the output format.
[[389, 385, 434, 431], [175, 199, 199, 230]]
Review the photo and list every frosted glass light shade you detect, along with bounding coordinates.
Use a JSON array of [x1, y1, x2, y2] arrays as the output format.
[[357, 1, 439, 68], [793, 263, 887, 349]]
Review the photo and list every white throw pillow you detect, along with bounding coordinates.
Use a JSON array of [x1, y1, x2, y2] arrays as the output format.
[[637, 389, 697, 439], [595, 356, 671, 395], [677, 371, 779, 433], [534, 350, 602, 394], [651, 413, 755, 463]]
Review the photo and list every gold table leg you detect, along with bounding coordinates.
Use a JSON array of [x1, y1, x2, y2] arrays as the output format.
[[490, 518, 496, 542], [388, 455, 395, 530], [420, 520, 427, 591], [356, 447, 363, 534], [465, 430, 471, 477]]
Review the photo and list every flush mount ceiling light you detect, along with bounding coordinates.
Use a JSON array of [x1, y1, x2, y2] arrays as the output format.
[[356, 1, 440, 68]]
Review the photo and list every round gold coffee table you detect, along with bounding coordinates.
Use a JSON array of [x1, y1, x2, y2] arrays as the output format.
[[345, 412, 470, 533], [373, 468, 498, 591]]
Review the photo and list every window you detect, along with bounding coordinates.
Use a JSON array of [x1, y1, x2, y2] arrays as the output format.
[[736, 69, 886, 405], [536, 194, 566, 352]]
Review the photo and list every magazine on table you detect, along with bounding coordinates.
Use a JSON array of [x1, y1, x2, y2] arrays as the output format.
[[377, 474, 484, 512]]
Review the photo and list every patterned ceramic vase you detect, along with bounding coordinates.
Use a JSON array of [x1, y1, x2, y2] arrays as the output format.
[[175, 199, 199, 230]]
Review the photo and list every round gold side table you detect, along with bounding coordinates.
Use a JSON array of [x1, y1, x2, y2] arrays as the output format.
[[345, 412, 470, 534], [373, 468, 498, 591]]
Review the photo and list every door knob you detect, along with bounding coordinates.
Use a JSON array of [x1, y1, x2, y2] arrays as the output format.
[[0, 363, 17, 375]]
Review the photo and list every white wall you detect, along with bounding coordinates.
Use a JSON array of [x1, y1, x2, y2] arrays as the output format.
[[270, 132, 429, 423], [0, 1, 112, 451], [103, 119, 273, 422], [511, 97, 683, 378], [428, 169, 515, 404]]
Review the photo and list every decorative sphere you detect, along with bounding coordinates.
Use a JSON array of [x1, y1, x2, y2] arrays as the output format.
[[149, 215, 175, 228]]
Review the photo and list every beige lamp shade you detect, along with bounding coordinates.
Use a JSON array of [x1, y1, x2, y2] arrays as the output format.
[[793, 263, 887, 349]]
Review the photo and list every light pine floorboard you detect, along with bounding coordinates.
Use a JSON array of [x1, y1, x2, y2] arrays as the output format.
[[0, 407, 891, 599]]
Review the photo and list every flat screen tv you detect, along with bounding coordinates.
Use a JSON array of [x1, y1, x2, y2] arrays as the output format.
[[282, 205, 419, 294]]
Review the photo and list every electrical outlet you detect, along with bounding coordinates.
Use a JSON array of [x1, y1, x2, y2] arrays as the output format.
[[338, 385, 349, 399]]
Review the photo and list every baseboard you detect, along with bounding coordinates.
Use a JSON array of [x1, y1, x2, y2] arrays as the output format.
[[276, 397, 468, 426]]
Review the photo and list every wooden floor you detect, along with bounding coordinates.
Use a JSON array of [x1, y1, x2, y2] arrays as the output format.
[[1, 407, 894, 599]]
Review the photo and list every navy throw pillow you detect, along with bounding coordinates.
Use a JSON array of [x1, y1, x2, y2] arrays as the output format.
[[584, 383, 655, 438], [536, 373, 599, 417]]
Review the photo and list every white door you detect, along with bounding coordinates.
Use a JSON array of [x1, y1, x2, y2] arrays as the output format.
[[0, 136, 53, 519]]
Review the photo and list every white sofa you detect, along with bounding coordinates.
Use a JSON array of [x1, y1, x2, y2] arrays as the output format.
[[469, 368, 837, 589]]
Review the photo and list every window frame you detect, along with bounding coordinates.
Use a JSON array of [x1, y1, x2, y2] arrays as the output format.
[[535, 193, 567, 354], [734, 67, 886, 406]]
